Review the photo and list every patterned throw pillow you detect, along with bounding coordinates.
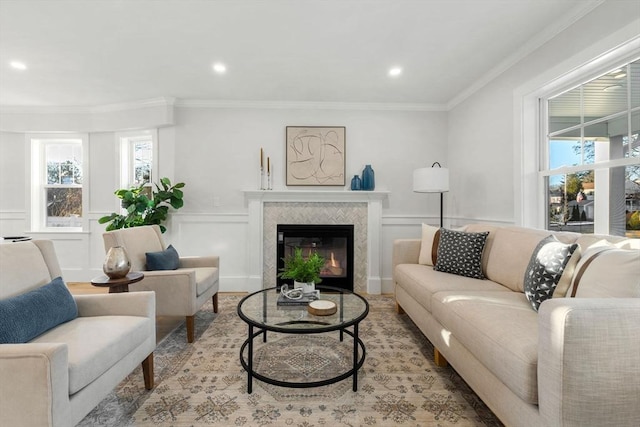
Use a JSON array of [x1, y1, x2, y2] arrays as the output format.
[[434, 228, 489, 279], [523, 235, 578, 311]]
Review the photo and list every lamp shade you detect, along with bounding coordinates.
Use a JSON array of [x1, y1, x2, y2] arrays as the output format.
[[413, 167, 449, 193]]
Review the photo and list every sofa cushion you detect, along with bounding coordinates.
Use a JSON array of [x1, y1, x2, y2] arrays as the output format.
[[0, 240, 53, 299], [431, 290, 540, 404], [418, 224, 440, 266], [146, 244, 180, 270], [435, 228, 489, 279], [394, 264, 509, 312], [31, 315, 152, 395], [484, 226, 578, 292], [0, 277, 78, 344], [523, 236, 578, 311], [570, 248, 640, 298]]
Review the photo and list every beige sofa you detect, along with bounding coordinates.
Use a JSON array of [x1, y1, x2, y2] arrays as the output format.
[[0, 240, 156, 427], [393, 224, 640, 427]]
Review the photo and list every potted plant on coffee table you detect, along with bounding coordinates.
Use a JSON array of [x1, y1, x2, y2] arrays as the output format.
[[278, 247, 324, 294]]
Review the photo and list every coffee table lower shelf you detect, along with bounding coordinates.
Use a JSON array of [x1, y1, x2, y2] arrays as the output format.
[[239, 326, 366, 394]]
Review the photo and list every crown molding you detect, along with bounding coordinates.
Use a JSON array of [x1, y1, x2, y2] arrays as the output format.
[[446, 0, 605, 110], [0, 97, 176, 115], [175, 99, 447, 112]]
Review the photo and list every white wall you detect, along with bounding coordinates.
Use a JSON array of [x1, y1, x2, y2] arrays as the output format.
[[0, 106, 447, 292], [448, 1, 640, 227], [1, 0, 637, 291]]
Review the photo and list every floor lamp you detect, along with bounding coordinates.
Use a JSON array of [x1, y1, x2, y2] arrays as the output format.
[[413, 162, 449, 228]]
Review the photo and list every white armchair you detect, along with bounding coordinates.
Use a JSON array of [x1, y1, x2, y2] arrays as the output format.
[[0, 240, 155, 427], [103, 225, 219, 343]]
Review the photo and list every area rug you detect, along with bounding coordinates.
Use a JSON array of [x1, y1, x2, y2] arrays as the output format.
[[78, 294, 503, 426]]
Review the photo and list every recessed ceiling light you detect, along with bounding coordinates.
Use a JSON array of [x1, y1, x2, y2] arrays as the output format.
[[10, 61, 27, 70], [388, 67, 402, 77], [212, 63, 227, 74]]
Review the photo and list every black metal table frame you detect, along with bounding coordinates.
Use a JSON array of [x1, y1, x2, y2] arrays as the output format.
[[237, 286, 369, 394]]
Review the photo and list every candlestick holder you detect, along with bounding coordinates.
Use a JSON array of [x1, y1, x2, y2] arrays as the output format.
[[259, 167, 265, 190], [267, 171, 272, 190]]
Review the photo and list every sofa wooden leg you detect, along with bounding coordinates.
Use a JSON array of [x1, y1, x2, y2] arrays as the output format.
[[142, 353, 154, 390], [395, 302, 405, 314], [213, 292, 219, 313], [186, 315, 195, 343], [434, 348, 448, 367]]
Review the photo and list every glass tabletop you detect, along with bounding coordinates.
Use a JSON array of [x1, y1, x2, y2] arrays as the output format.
[[237, 285, 369, 333]]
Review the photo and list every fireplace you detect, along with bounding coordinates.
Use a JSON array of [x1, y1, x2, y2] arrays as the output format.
[[277, 224, 354, 291]]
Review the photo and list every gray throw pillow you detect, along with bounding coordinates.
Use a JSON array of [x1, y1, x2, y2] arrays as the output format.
[[146, 244, 180, 270], [434, 228, 489, 279], [523, 235, 578, 311]]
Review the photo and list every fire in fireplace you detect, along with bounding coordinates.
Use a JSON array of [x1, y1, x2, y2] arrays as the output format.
[[277, 224, 354, 291]]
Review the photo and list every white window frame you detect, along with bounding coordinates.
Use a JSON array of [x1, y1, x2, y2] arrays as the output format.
[[115, 129, 158, 211], [541, 59, 640, 235], [27, 133, 89, 232], [516, 36, 640, 233]]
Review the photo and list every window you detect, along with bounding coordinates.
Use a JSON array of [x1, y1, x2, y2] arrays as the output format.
[[29, 135, 88, 231], [118, 130, 158, 197], [542, 58, 640, 237]]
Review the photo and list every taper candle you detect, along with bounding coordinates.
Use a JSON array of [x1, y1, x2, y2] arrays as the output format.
[[260, 148, 263, 168], [267, 157, 270, 173]]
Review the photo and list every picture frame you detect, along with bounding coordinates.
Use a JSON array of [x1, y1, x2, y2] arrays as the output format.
[[285, 126, 346, 186]]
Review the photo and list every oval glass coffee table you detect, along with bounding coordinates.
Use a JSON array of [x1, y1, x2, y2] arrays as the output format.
[[237, 285, 369, 394]]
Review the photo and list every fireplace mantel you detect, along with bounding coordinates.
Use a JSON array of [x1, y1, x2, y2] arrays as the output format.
[[244, 190, 389, 294], [243, 189, 390, 202]]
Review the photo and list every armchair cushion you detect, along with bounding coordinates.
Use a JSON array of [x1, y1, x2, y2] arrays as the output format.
[[146, 244, 180, 270], [0, 276, 78, 344], [31, 314, 153, 394]]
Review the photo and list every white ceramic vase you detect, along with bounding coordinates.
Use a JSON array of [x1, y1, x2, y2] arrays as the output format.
[[294, 280, 315, 295]]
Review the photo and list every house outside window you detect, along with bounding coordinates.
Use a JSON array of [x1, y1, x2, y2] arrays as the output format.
[[29, 135, 88, 231], [542, 58, 640, 237]]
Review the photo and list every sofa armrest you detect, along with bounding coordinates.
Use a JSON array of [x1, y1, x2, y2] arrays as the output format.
[[0, 343, 69, 427], [74, 291, 155, 318], [538, 298, 640, 426], [179, 255, 219, 269]]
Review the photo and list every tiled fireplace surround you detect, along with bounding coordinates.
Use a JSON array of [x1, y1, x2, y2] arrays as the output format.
[[245, 190, 389, 294]]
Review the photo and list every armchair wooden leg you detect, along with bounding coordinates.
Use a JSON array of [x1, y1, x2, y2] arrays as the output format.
[[186, 315, 195, 343], [213, 292, 219, 313], [395, 302, 405, 314], [142, 353, 154, 390]]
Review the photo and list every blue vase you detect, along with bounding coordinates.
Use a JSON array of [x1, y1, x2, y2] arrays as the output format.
[[362, 165, 375, 191], [350, 175, 362, 191]]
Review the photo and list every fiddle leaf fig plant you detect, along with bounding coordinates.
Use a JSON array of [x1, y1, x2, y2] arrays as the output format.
[[277, 247, 325, 284], [98, 177, 185, 233]]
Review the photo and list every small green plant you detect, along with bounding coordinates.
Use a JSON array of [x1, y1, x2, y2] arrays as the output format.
[[277, 247, 325, 284], [98, 177, 185, 233]]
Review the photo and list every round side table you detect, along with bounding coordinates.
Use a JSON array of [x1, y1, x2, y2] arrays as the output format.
[[91, 271, 144, 293]]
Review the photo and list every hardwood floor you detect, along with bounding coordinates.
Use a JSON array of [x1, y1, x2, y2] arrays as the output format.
[[67, 282, 187, 344]]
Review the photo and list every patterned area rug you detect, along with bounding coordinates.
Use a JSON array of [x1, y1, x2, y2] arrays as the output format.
[[78, 294, 503, 426]]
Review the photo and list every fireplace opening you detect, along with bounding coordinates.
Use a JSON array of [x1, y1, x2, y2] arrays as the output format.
[[277, 224, 354, 291]]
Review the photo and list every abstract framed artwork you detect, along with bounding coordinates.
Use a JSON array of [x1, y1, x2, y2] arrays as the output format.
[[285, 126, 346, 186]]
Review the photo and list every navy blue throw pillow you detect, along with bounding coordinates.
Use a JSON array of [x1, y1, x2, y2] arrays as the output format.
[[0, 277, 78, 344], [145, 244, 180, 270]]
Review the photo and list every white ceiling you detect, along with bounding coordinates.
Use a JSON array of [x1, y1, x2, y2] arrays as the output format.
[[0, 0, 602, 109]]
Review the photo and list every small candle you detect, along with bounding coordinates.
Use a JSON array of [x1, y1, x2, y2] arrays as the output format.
[[260, 148, 263, 168], [267, 157, 270, 173]]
